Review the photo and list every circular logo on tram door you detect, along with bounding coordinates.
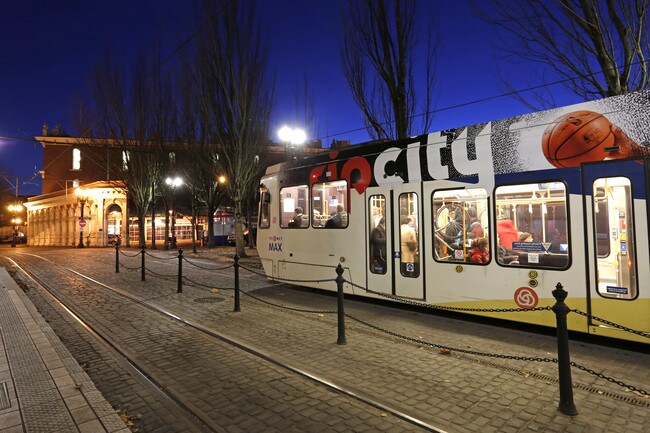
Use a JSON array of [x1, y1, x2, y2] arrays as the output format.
[[514, 287, 539, 309]]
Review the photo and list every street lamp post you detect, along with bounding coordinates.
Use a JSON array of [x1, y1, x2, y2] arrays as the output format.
[[8, 204, 22, 248], [165, 176, 183, 249], [278, 126, 306, 160], [75, 188, 88, 248]]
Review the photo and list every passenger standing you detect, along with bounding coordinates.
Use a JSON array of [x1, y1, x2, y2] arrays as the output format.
[[467, 207, 484, 239], [371, 217, 387, 272], [400, 216, 418, 263]]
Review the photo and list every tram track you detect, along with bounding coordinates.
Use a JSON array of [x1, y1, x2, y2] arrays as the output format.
[[5, 255, 222, 433], [3, 251, 446, 433]]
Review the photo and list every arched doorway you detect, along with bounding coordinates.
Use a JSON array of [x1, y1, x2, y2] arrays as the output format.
[[106, 203, 123, 245]]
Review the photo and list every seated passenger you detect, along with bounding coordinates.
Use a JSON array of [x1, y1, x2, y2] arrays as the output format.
[[325, 205, 346, 228], [288, 207, 304, 228], [470, 237, 489, 264]]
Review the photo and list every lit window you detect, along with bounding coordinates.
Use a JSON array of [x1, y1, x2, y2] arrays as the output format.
[[280, 185, 309, 228], [122, 151, 129, 171], [593, 177, 636, 300], [399, 193, 419, 277], [72, 148, 81, 170], [494, 182, 569, 269], [432, 188, 489, 265], [369, 195, 387, 274], [311, 180, 348, 228]]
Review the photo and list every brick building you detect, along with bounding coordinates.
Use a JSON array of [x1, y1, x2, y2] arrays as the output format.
[[24, 126, 326, 247]]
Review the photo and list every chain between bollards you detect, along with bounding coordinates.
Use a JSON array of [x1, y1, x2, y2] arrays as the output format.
[[336, 264, 346, 345], [140, 245, 146, 281], [115, 243, 120, 273], [233, 254, 240, 312], [552, 282, 578, 416], [177, 248, 183, 293]]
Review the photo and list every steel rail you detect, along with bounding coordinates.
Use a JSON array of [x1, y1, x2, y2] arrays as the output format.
[[5, 256, 223, 433], [10, 252, 448, 433]]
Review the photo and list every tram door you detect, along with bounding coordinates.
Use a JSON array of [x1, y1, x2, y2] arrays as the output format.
[[366, 189, 392, 295], [391, 185, 425, 299], [366, 186, 425, 299], [582, 159, 649, 338]]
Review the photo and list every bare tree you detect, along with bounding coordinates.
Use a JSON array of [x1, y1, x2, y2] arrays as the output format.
[[189, 0, 273, 257], [84, 51, 175, 248], [476, 0, 650, 108], [176, 54, 229, 249], [340, 0, 437, 140]]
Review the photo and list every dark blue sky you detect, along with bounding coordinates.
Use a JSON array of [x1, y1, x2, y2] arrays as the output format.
[[0, 0, 578, 196]]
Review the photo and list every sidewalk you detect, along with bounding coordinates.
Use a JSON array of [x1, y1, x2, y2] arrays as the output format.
[[0, 267, 129, 433]]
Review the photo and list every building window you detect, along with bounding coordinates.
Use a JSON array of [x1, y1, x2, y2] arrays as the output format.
[[72, 148, 81, 170], [122, 151, 129, 171]]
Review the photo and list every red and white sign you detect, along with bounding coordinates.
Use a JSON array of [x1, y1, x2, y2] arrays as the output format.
[[514, 287, 539, 309], [79, 219, 87, 228]]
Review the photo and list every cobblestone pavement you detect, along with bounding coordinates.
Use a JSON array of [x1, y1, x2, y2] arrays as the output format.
[[3, 246, 650, 433]]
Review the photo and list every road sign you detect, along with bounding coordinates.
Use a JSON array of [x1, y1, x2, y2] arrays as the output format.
[[79, 219, 86, 228]]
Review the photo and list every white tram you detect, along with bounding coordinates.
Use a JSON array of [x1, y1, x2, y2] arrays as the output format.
[[257, 91, 650, 344]]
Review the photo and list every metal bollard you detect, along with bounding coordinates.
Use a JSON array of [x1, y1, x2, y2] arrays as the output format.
[[336, 264, 346, 345], [141, 245, 146, 282], [233, 254, 241, 312], [115, 243, 120, 273], [551, 282, 578, 416], [177, 248, 183, 293]]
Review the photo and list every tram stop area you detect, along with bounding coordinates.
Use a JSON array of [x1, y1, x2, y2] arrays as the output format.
[[0, 245, 648, 433]]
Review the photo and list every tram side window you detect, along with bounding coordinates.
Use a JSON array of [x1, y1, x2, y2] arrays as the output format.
[[593, 177, 637, 300], [280, 185, 309, 228], [312, 180, 348, 228], [369, 195, 387, 274], [494, 182, 569, 269], [432, 188, 489, 264]]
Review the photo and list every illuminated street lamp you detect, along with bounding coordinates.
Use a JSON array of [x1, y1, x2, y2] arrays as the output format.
[[278, 126, 306, 160], [165, 176, 183, 249], [8, 204, 23, 247], [75, 188, 88, 248]]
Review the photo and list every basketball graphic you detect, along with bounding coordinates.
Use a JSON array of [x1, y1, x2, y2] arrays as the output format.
[[542, 110, 615, 167]]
